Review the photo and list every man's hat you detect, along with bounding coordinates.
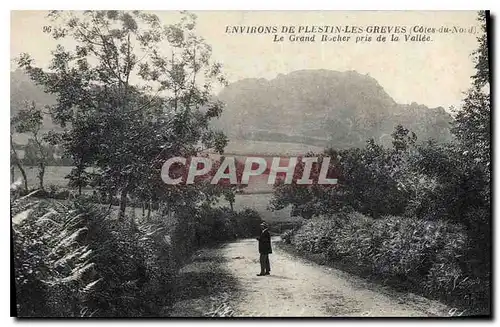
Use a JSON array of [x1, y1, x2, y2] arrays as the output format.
[[260, 221, 268, 228]]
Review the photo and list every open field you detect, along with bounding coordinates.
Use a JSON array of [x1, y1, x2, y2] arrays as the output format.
[[12, 137, 324, 192], [230, 193, 297, 223], [12, 166, 299, 225], [217, 139, 325, 156], [12, 166, 72, 187]]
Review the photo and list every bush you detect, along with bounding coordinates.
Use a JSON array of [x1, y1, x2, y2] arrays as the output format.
[[281, 230, 294, 244], [192, 206, 235, 245], [189, 206, 263, 246], [12, 193, 219, 317], [233, 208, 262, 238], [286, 213, 488, 314], [13, 196, 106, 316]]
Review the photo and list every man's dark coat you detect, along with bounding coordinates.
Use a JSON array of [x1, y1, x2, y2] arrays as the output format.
[[258, 228, 272, 254]]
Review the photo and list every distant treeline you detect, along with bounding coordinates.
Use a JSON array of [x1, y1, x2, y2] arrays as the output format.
[[235, 131, 331, 148], [12, 141, 73, 166]]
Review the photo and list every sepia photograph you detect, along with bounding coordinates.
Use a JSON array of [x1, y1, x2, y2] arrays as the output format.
[[10, 10, 491, 318]]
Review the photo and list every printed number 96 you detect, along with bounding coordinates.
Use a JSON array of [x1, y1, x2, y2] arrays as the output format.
[[42, 26, 52, 33]]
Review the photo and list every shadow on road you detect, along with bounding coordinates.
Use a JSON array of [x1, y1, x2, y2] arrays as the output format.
[[190, 253, 230, 264], [166, 245, 240, 317], [173, 269, 238, 301]]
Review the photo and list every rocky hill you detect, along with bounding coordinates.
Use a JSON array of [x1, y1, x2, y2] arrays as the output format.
[[11, 69, 453, 150], [214, 69, 452, 149]]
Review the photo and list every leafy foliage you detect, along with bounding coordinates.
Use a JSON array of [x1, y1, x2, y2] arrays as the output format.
[[11, 101, 51, 190], [12, 189, 261, 317], [274, 11, 490, 315], [270, 128, 415, 219], [288, 214, 487, 314], [17, 10, 228, 218]]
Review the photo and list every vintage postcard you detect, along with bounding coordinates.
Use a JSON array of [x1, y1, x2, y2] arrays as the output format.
[[10, 10, 491, 318]]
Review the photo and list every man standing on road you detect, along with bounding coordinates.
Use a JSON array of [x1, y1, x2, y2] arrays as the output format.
[[256, 221, 272, 276]]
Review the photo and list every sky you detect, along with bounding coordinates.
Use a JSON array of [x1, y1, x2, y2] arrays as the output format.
[[10, 10, 482, 110]]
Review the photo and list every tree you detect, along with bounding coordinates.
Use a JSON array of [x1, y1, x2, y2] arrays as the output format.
[[391, 125, 417, 152], [452, 11, 490, 171], [270, 153, 343, 219], [450, 11, 491, 289], [18, 10, 227, 219], [471, 11, 489, 89], [270, 126, 416, 219], [12, 101, 49, 190], [403, 13, 491, 307], [208, 157, 247, 211]]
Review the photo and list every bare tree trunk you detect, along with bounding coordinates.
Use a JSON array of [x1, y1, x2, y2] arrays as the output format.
[[77, 157, 84, 195], [118, 187, 128, 221], [10, 165, 14, 184], [10, 136, 28, 191], [38, 162, 45, 190], [33, 134, 47, 191], [107, 191, 113, 211], [147, 199, 152, 220]]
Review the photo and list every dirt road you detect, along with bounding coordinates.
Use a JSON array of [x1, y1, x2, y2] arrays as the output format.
[[168, 237, 453, 317]]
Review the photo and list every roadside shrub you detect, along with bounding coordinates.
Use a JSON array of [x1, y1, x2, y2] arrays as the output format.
[[194, 206, 235, 245], [372, 217, 466, 284], [292, 218, 339, 254], [281, 230, 294, 244], [327, 212, 373, 264], [12, 193, 198, 317], [233, 208, 262, 238], [286, 212, 488, 314], [192, 206, 263, 246], [13, 196, 103, 317]]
